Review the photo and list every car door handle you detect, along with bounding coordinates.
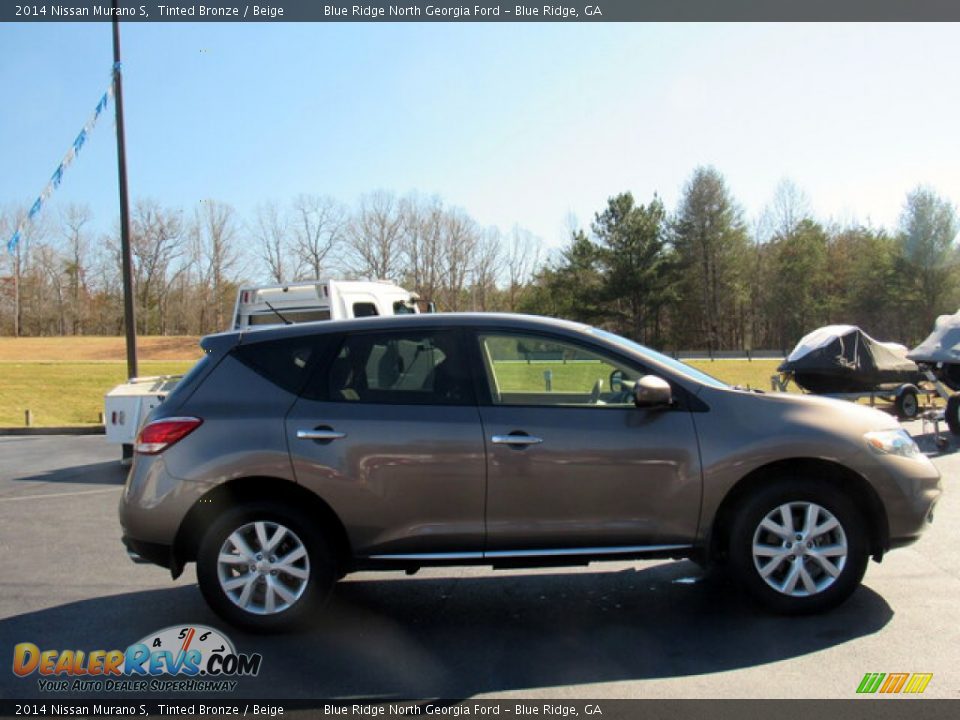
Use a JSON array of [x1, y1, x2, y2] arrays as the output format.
[[491, 434, 543, 446], [296, 429, 347, 440]]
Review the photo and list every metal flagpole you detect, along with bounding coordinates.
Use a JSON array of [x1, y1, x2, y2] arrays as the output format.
[[112, 0, 138, 379]]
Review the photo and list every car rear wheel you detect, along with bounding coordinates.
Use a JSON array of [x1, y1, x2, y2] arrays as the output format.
[[729, 479, 869, 614], [197, 502, 334, 631]]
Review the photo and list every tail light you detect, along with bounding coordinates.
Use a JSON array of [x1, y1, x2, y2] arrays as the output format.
[[135, 417, 203, 455]]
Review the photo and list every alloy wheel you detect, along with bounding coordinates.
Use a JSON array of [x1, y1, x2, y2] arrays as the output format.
[[751, 501, 848, 597], [216, 521, 311, 615]]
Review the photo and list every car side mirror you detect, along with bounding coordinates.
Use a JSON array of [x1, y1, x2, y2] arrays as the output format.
[[634, 375, 673, 408]]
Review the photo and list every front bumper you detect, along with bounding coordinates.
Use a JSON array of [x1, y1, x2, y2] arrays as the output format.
[[871, 453, 942, 548]]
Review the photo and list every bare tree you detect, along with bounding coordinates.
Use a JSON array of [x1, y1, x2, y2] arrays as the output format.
[[292, 194, 344, 279], [345, 191, 405, 280], [11, 239, 25, 337], [0, 209, 15, 335], [768, 178, 812, 240], [439, 209, 479, 311], [471, 226, 504, 311], [195, 200, 241, 331], [400, 194, 446, 306], [253, 202, 293, 283], [504, 225, 542, 311], [1, 207, 51, 337], [89, 231, 124, 335], [60, 204, 91, 334], [130, 200, 185, 335], [34, 241, 67, 334]]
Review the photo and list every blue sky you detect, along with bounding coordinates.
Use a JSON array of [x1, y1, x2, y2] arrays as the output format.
[[1, 22, 958, 255]]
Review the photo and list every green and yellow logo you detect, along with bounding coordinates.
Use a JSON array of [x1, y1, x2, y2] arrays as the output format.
[[857, 672, 933, 695]]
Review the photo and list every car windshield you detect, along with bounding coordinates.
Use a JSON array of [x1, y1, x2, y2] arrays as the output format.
[[587, 327, 729, 389]]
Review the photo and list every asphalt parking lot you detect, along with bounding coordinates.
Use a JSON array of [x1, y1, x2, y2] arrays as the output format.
[[0, 421, 958, 701]]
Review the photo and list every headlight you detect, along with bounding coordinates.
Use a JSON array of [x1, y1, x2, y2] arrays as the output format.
[[865, 429, 922, 459]]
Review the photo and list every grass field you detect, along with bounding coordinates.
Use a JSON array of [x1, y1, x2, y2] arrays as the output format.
[[0, 361, 195, 427], [685, 359, 786, 391], [0, 335, 791, 427], [493, 360, 618, 392], [0, 336, 202, 362], [490, 359, 784, 394], [3, 335, 936, 428], [0, 337, 203, 426]]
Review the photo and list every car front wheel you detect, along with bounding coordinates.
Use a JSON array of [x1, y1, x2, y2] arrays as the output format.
[[196, 502, 334, 631], [729, 479, 869, 614]]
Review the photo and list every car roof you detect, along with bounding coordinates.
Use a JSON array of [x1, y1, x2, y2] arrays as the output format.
[[211, 312, 594, 347]]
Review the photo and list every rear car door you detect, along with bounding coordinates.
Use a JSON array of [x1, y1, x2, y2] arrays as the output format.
[[285, 327, 487, 558], [471, 330, 702, 554]]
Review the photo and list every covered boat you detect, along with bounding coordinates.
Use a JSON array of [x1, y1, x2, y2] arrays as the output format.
[[779, 325, 923, 394], [907, 309, 960, 391]]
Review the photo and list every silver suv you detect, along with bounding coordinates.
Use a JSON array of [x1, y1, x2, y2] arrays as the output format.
[[119, 313, 941, 630]]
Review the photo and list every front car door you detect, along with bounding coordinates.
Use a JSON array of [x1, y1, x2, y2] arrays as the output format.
[[470, 329, 702, 555], [286, 327, 486, 559]]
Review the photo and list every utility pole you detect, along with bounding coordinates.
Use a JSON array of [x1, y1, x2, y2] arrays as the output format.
[[112, 1, 138, 378]]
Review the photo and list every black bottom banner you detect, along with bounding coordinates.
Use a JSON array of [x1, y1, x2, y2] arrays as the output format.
[[0, 700, 957, 720]]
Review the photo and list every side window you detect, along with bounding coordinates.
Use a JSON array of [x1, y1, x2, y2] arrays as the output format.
[[326, 330, 472, 405], [232, 336, 322, 394], [352, 302, 379, 317], [478, 333, 641, 407]]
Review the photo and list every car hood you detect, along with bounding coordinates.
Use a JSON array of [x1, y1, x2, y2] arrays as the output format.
[[700, 386, 901, 437]]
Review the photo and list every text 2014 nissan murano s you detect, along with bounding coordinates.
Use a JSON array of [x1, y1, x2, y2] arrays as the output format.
[[119, 313, 941, 630]]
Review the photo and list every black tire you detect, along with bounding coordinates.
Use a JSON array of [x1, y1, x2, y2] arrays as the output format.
[[946, 395, 960, 436], [894, 388, 919, 420], [729, 478, 869, 615], [196, 502, 335, 632]]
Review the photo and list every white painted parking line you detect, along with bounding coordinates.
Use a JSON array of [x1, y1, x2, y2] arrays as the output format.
[[0, 487, 119, 503]]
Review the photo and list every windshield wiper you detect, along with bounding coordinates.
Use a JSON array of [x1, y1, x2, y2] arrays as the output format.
[[263, 299, 292, 325]]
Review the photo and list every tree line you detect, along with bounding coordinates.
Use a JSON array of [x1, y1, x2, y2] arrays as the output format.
[[522, 168, 959, 351], [0, 191, 541, 337], [1, 167, 957, 351]]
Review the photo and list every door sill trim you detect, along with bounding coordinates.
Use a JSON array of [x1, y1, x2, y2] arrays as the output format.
[[485, 544, 691, 559], [368, 544, 692, 562]]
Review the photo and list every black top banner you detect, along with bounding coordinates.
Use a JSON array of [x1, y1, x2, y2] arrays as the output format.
[[3, 0, 960, 22]]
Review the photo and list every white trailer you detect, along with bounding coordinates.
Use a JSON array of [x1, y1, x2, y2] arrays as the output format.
[[106, 279, 423, 461]]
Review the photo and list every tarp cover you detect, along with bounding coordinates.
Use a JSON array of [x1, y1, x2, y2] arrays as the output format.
[[908, 309, 960, 364], [779, 325, 921, 394]]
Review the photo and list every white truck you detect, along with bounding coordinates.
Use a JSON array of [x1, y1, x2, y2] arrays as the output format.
[[105, 279, 422, 461], [232, 278, 420, 329]]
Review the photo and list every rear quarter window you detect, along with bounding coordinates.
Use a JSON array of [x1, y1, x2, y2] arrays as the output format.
[[232, 336, 331, 394], [161, 353, 213, 407]]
